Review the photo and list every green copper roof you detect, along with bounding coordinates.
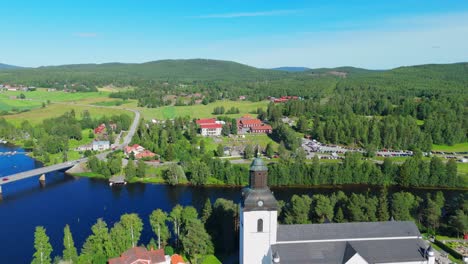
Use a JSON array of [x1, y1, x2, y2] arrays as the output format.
[[250, 158, 268, 171]]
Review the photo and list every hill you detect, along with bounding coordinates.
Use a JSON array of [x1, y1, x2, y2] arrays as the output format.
[[0, 59, 290, 87], [0, 63, 22, 70], [272, 66, 310, 72]]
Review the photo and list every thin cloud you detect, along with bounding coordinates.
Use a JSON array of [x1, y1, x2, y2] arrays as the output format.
[[73, 32, 98, 38], [192, 9, 301, 19]]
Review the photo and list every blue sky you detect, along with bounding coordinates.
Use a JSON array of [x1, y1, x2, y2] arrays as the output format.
[[1, 0, 468, 69]]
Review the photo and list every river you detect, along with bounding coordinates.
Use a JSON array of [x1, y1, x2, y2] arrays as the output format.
[[0, 143, 465, 263]]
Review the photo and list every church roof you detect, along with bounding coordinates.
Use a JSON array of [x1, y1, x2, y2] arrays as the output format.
[[271, 238, 427, 264], [277, 221, 420, 242], [241, 187, 278, 211], [250, 158, 268, 171]]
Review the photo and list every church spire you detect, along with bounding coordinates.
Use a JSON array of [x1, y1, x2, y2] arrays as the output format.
[[249, 158, 268, 189]]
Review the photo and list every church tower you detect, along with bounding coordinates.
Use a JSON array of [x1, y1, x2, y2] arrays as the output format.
[[240, 158, 278, 264]]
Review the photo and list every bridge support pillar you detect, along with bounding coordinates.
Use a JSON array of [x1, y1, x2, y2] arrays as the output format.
[[39, 174, 46, 188]]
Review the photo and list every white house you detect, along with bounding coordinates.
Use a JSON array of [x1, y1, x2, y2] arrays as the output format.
[[200, 123, 222, 137], [240, 158, 436, 264], [92, 141, 110, 151]]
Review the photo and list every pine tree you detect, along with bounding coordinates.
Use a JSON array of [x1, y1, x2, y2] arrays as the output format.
[[201, 198, 212, 224], [32, 226, 53, 264], [181, 220, 214, 263], [378, 188, 390, 221], [265, 142, 274, 158], [125, 160, 136, 180], [80, 219, 113, 263], [62, 225, 78, 263], [334, 207, 345, 223]]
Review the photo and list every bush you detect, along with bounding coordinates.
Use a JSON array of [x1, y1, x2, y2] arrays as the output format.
[[164, 246, 174, 256]]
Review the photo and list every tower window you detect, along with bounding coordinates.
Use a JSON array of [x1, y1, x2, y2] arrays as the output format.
[[257, 219, 263, 232]]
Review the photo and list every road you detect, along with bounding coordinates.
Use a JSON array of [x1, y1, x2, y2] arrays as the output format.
[[0, 106, 140, 186]]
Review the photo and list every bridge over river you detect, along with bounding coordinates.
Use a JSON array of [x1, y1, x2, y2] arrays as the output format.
[[0, 159, 87, 186], [0, 108, 140, 198]]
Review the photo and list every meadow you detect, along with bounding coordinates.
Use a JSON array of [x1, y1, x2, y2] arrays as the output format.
[[432, 142, 468, 152], [134, 100, 269, 120], [3, 103, 133, 125], [0, 88, 112, 112]]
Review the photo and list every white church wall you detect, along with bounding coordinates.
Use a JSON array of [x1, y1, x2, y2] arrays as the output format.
[[240, 210, 278, 264]]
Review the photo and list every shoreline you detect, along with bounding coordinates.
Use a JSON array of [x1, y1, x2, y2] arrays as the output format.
[[3, 142, 467, 192], [68, 171, 468, 191]]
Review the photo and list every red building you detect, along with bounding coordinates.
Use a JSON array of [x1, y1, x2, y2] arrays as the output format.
[[250, 124, 273, 134], [108, 247, 166, 264], [196, 118, 217, 125], [94, 123, 106, 134]]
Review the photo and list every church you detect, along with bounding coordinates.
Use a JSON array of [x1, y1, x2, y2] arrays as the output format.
[[239, 158, 435, 264]]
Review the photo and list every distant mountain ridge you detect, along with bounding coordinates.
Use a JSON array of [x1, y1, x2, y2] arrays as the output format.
[[0, 63, 22, 69], [0, 59, 466, 90], [272, 67, 311, 72]]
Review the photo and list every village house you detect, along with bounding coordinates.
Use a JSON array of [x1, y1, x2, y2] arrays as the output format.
[[92, 141, 110, 151], [270, 95, 300, 103], [200, 123, 223, 136], [108, 247, 169, 264], [124, 144, 157, 159], [237, 115, 272, 134], [196, 118, 223, 136], [250, 124, 273, 134], [94, 123, 106, 134]]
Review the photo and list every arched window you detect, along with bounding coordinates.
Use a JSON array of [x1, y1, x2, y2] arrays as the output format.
[[257, 219, 263, 232]]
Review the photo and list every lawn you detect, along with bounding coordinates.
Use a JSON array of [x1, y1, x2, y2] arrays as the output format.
[[3, 102, 133, 125], [135, 100, 269, 120], [432, 142, 468, 152]]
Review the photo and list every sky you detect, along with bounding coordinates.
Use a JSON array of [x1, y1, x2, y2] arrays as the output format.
[[1, 0, 468, 69]]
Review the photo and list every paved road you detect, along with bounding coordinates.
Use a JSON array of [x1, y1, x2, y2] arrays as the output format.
[[0, 106, 140, 186]]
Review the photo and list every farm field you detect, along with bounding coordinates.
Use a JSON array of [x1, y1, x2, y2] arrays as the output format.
[[3, 102, 133, 125], [134, 100, 269, 120], [432, 142, 468, 152], [0, 88, 112, 112], [0, 88, 110, 102]]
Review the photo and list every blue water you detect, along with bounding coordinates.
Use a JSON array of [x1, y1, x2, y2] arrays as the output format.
[[0, 143, 465, 263]]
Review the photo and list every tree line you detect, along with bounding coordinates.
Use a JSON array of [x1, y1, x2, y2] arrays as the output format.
[[31, 198, 241, 264], [278, 189, 467, 238]]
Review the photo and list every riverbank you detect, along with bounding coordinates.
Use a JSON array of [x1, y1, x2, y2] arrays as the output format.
[[69, 171, 468, 192]]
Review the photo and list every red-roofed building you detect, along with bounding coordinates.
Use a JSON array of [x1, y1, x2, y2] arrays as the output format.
[[108, 247, 166, 264], [251, 125, 273, 134], [196, 118, 217, 125], [124, 144, 145, 155], [240, 119, 262, 128], [171, 254, 185, 264], [135, 149, 157, 160], [200, 123, 222, 136], [94, 123, 106, 134]]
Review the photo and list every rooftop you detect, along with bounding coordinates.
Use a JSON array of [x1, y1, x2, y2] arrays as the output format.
[[277, 221, 421, 242], [271, 238, 427, 264]]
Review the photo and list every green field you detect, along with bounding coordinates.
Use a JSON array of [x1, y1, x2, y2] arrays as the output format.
[[135, 100, 269, 120], [0, 88, 112, 112], [0, 88, 110, 102], [3, 103, 133, 125], [432, 142, 468, 152]]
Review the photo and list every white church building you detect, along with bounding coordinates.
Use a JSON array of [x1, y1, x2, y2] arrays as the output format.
[[240, 158, 436, 264]]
